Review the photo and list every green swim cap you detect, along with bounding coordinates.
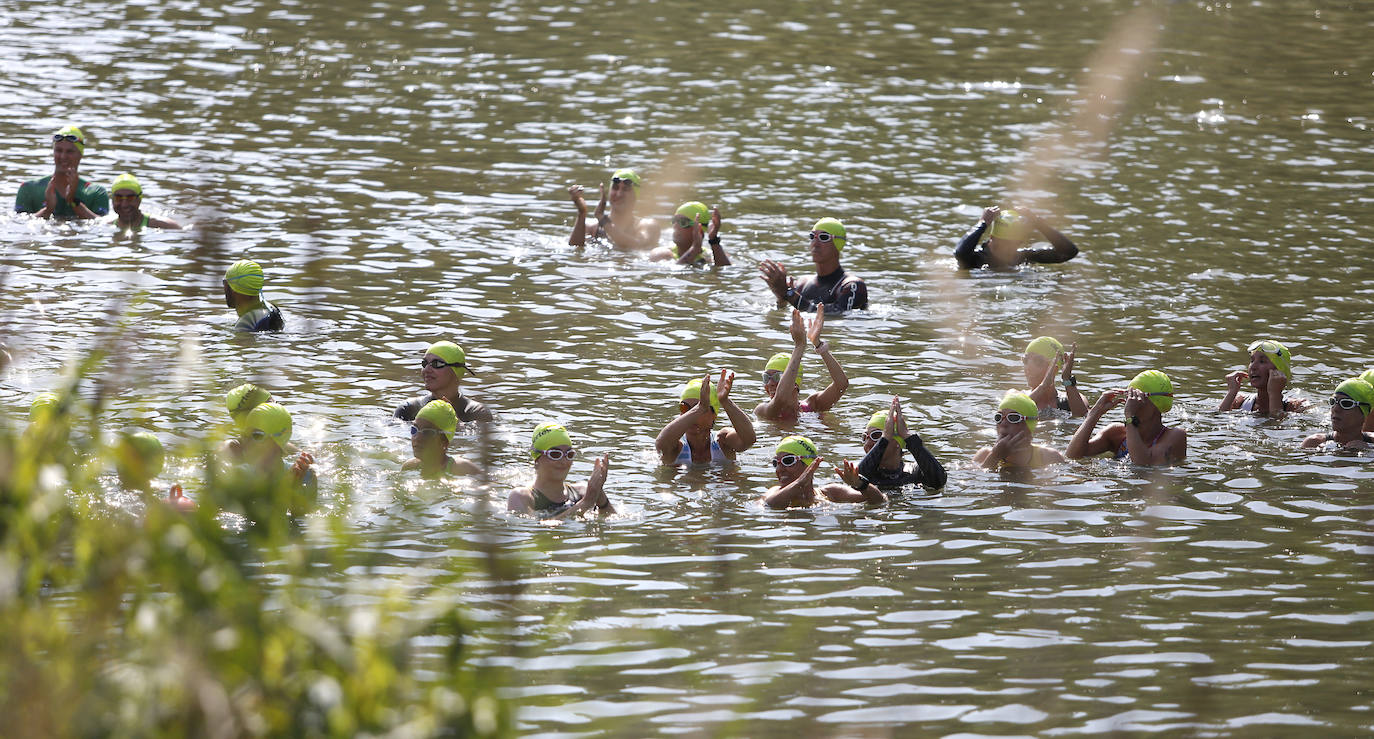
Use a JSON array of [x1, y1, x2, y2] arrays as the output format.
[[1024, 336, 1064, 364], [988, 209, 1028, 241], [1334, 378, 1374, 415], [245, 402, 292, 452], [612, 168, 642, 193], [775, 435, 818, 459], [1129, 370, 1174, 414], [674, 201, 708, 226], [225, 260, 265, 296], [866, 409, 904, 448], [30, 391, 61, 422], [416, 399, 458, 440], [426, 341, 473, 379], [1361, 369, 1374, 388], [764, 352, 802, 387], [116, 430, 165, 483], [679, 377, 721, 412], [54, 125, 86, 154], [531, 422, 573, 460], [227, 383, 272, 426], [1247, 339, 1291, 377], [110, 172, 142, 196], [998, 391, 1039, 431], [812, 217, 847, 252]]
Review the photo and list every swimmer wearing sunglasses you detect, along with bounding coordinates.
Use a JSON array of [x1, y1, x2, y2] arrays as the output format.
[[509, 422, 614, 519], [758, 217, 868, 314], [1301, 378, 1374, 450], [567, 168, 659, 250], [973, 391, 1066, 470], [761, 436, 885, 509], [854, 396, 947, 489]]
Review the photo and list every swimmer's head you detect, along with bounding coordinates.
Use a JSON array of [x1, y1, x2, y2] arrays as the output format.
[[865, 409, 904, 450], [1333, 378, 1374, 416], [1362, 369, 1374, 389], [244, 402, 292, 452], [1247, 339, 1291, 378], [110, 173, 142, 197], [998, 391, 1039, 432], [226, 383, 273, 427], [673, 201, 709, 229], [811, 217, 847, 252], [1024, 336, 1064, 366], [115, 430, 164, 488], [611, 168, 642, 195], [415, 399, 458, 441], [1129, 370, 1174, 415], [53, 125, 86, 155], [988, 209, 1029, 242], [30, 391, 61, 423], [530, 421, 573, 460], [775, 435, 818, 459], [763, 352, 802, 390], [224, 260, 265, 296], [679, 377, 721, 413], [425, 341, 473, 380]]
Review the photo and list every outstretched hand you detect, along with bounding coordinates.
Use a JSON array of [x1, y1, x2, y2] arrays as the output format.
[[833, 459, 862, 487], [568, 184, 587, 215], [806, 305, 824, 347], [716, 368, 735, 403], [789, 308, 806, 346]]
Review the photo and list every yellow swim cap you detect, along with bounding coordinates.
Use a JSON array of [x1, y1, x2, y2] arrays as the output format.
[[1024, 336, 1064, 365], [245, 402, 293, 452], [998, 391, 1039, 431], [1334, 378, 1374, 415], [531, 422, 573, 460], [775, 435, 818, 459], [812, 217, 847, 252], [611, 168, 642, 193], [53, 125, 86, 154], [110, 172, 142, 196], [764, 352, 802, 387], [679, 377, 722, 412], [226, 383, 272, 426], [426, 341, 473, 378], [116, 430, 165, 484], [1361, 369, 1374, 388], [416, 399, 458, 440], [30, 391, 61, 422], [674, 201, 708, 226], [1128, 370, 1174, 414], [1247, 339, 1291, 377], [225, 260, 265, 296], [988, 209, 1029, 241], [866, 410, 903, 448]]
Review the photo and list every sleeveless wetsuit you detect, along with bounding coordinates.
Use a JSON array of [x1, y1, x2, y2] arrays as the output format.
[[1116, 426, 1170, 460], [674, 435, 730, 465], [530, 484, 582, 515]]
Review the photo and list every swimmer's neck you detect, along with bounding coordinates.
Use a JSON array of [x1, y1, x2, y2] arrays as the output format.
[[233, 296, 266, 316], [116, 210, 144, 228], [531, 469, 570, 501], [1332, 426, 1365, 444]]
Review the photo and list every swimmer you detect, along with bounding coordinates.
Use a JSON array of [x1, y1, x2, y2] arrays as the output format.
[[761, 436, 885, 509], [394, 341, 492, 423], [973, 391, 1066, 469], [567, 168, 659, 249], [508, 422, 614, 519], [221, 383, 300, 459], [755, 307, 849, 423], [1023, 337, 1088, 417], [655, 370, 757, 465], [1300, 378, 1374, 450], [114, 430, 165, 494], [649, 201, 730, 265], [222, 260, 285, 332], [854, 396, 948, 489], [230, 402, 317, 517], [758, 217, 868, 314], [1218, 339, 1306, 418], [401, 399, 481, 478], [954, 205, 1079, 269], [1066, 371, 1187, 465], [108, 173, 181, 232], [14, 126, 108, 219]]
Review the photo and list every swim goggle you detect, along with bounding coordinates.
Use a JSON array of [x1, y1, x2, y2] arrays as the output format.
[[671, 215, 696, 229], [249, 429, 287, 441], [864, 428, 885, 442], [53, 133, 82, 143], [1247, 341, 1285, 357], [808, 230, 837, 243], [539, 448, 577, 461], [410, 425, 444, 438], [993, 411, 1033, 425], [610, 177, 635, 187], [1330, 396, 1369, 412], [762, 370, 783, 384], [679, 399, 717, 414], [420, 358, 466, 371], [771, 453, 815, 468]]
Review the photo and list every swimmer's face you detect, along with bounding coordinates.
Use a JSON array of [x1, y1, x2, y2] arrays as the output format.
[[1022, 352, 1053, 385], [222, 280, 235, 308], [1248, 351, 1275, 386], [809, 231, 839, 264], [411, 418, 449, 460], [52, 140, 81, 169], [112, 188, 141, 220], [1330, 393, 1365, 432], [862, 427, 882, 453], [535, 444, 575, 473], [995, 410, 1028, 439], [421, 353, 460, 393], [680, 400, 716, 429], [609, 178, 636, 205], [771, 453, 808, 484], [671, 217, 697, 248]]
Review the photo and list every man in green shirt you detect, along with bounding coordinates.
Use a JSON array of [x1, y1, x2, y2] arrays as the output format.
[[14, 126, 109, 219]]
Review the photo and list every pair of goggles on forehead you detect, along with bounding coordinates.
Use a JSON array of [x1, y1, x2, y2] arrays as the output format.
[[771, 453, 815, 468], [1248, 340, 1285, 356], [1330, 396, 1370, 412]]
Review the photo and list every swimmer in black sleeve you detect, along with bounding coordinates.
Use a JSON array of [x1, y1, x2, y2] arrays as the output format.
[[758, 217, 867, 314], [954, 206, 1079, 270], [855, 396, 947, 490], [395, 341, 492, 423]]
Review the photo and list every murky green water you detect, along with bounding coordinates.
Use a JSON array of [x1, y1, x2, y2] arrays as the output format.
[[4, 0, 1373, 734]]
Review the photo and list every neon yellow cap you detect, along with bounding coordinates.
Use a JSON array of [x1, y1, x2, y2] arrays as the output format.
[[245, 402, 292, 451], [998, 391, 1040, 431], [227, 383, 272, 426], [426, 341, 474, 378], [54, 125, 85, 154], [225, 260, 265, 296], [674, 201, 708, 225], [988, 209, 1028, 241], [1361, 369, 1374, 388], [1247, 340, 1291, 377], [116, 430, 165, 484], [30, 391, 61, 422], [812, 217, 846, 252], [1334, 378, 1374, 415], [679, 377, 721, 412], [1129, 370, 1174, 414], [764, 352, 802, 387], [110, 172, 142, 196], [1024, 336, 1064, 364], [611, 168, 642, 193], [531, 422, 573, 460], [416, 399, 459, 440], [775, 435, 818, 458]]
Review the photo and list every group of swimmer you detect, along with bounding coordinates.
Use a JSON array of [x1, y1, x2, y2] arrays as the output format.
[[14, 131, 1374, 519]]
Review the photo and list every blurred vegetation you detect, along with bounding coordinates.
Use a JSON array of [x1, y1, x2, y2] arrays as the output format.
[[0, 373, 510, 737]]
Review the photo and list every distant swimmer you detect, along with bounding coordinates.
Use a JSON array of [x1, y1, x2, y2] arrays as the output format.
[[394, 341, 492, 423], [109, 173, 180, 232], [114, 430, 165, 494], [1218, 340, 1307, 418], [760, 435, 886, 509], [854, 396, 947, 490], [649, 201, 730, 265], [755, 307, 848, 423], [1023, 336, 1088, 417], [567, 168, 659, 249], [508, 422, 614, 519], [14, 126, 108, 220], [401, 399, 480, 478], [1300, 378, 1374, 450], [230, 402, 318, 518], [222, 260, 284, 332], [759, 217, 868, 314], [973, 391, 1067, 469], [654, 370, 756, 466], [954, 206, 1078, 270], [1066, 371, 1187, 465]]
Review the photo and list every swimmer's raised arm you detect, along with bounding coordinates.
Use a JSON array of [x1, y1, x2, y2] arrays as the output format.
[[1066, 390, 1125, 459], [568, 185, 589, 246], [656, 373, 717, 464], [706, 207, 730, 266], [804, 307, 848, 413], [1061, 343, 1088, 416], [715, 369, 756, 453], [1219, 370, 1248, 411], [1019, 209, 1079, 264]]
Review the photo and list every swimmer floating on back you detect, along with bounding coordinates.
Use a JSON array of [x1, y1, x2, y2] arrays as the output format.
[[1300, 378, 1374, 450], [1066, 370, 1187, 465], [760, 435, 885, 509], [854, 396, 947, 490], [1218, 339, 1306, 418], [954, 205, 1079, 270], [1023, 336, 1088, 417], [508, 422, 614, 519], [567, 168, 659, 249], [973, 391, 1066, 470], [655, 370, 756, 465], [755, 307, 848, 424], [648, 201, 730, 265]]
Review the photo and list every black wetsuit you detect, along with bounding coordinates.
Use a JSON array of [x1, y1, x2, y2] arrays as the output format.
[[531, 485, 581, 515], [394, 392, 492, 423], [954, 218, 1079, 269], [784, 266, 868, 313], [855, 434, 947, 489]]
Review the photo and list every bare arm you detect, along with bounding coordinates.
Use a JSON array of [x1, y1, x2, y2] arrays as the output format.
[[802, 307, 847, 413], [714, 369, 756, 453], [1062, 343, 1088, 417], [568, 185, 588, 246], [1027, 355, 1058, 410], [706, 207, 730, 266], [756, 311, 807, 420], [761, 458, 821, 509], [1219, 370, 1247, 411], [1066, 391, 1125, 459]]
